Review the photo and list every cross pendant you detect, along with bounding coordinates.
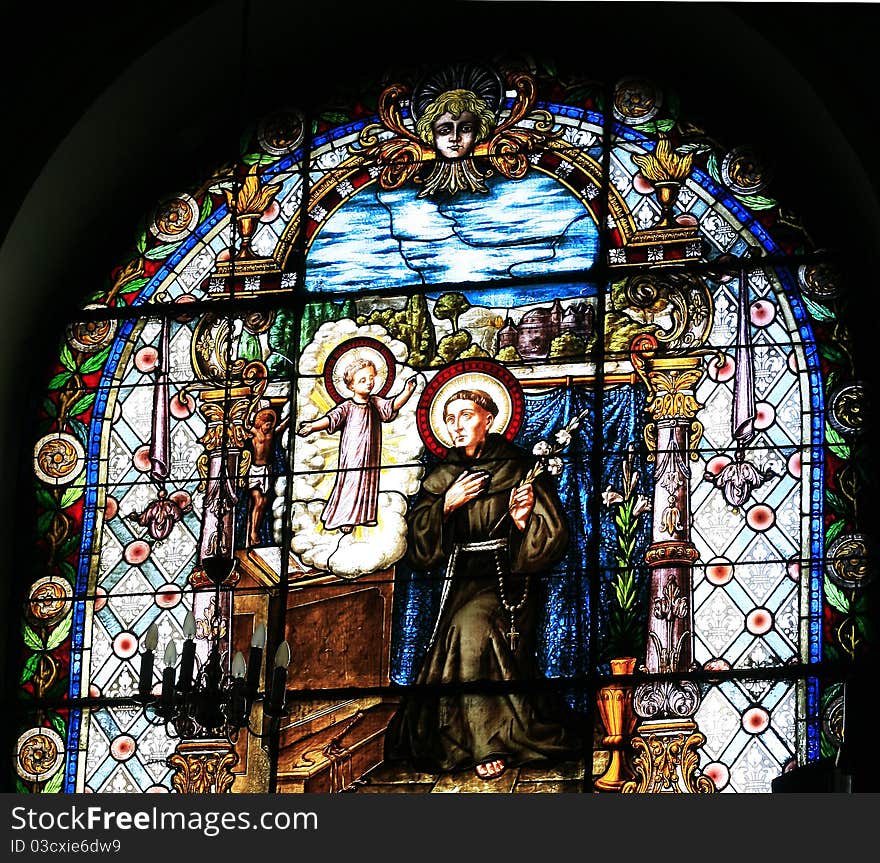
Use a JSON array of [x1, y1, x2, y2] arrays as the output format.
[[507, 620, 519, 651]]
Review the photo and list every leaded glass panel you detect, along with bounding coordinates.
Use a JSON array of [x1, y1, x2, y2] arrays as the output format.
[[15, 57, 869, 796]]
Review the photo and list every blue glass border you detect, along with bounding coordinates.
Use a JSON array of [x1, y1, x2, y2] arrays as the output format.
[[64, 317, 138, 792], [774, 267, 824, 760]]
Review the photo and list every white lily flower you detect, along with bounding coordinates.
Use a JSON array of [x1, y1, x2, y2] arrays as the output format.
[[602, 484, 624, 507], [633, 495, 651, 516], [547, 457, 563, 476], [532, 440, 551, 456], [554, 429, 572, 447]]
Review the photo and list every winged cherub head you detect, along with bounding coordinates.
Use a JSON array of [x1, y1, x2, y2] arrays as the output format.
[[415, 88, 496, 161]]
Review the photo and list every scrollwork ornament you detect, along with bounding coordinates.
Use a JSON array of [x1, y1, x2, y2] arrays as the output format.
[[645, 370, 704, 421], [242, 310, 276, 335], [721, 146, 771, 195], [484, 74, 562, 179], [196, 452, 209, 492], [238, 450, 252, 487], [828, 381, 867, 436], [198, 398, 252, 454], [198, 404, 230, 454], [689, 420, 704, 461], [632, 679, 701, 720], [655, 289, 691, 346], [374, 137, 426, 192], [28, 577, 73, 625], [356, 83, 434, 192], [687, 286, 710, 334], [826, 532, 873, 590], [643, 422, 658, 462], [16, 727, 65, 782], [667, 679, 701, 717], [167, 744, 238, 794], [798, 261, 840, 302], [257, 109, 305, 156], [626, 273, 661, 308], [358, 68, 560, 198], [191, 315, 248, 385], [66, 305, 118, 354], [632, 680, 666, 718], [620, 272, 713, 353], [621, 725, 715, 794], [630, 333, 658, 398], [242, 361, 269, 403], [612, 77, 662, 125], [823, 693, 845, 748], [149, 194, 200, 243], [33, 432, 85, 486]]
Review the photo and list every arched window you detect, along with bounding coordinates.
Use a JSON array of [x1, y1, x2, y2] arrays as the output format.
[[11, 43, 873, 795]]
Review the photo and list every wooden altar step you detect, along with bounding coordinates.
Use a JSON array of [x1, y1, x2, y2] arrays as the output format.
[[276, 699, 400, 793]]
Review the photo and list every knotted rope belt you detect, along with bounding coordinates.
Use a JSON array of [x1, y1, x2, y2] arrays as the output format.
[[429, 538, 528, 651]]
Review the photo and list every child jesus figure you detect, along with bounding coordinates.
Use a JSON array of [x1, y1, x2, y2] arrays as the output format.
[[297, 358, 417, 533]]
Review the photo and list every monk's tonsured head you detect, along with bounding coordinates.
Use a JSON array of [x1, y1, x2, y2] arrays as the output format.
[[443, 389, 497, 455]]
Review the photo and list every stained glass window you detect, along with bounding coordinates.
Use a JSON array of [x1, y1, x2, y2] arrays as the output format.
[[14, 59, 871, 796]]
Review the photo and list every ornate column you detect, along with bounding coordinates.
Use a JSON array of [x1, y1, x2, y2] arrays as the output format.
[[192, 386, 251, 580], [166, 318, 269, 795], [622, 335, 715, 794], [167, 739, 239, 794], [187, 314, 269, 587]]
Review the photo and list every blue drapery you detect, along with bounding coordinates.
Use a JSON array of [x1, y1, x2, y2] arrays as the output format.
[[389, 383, 648, 711]]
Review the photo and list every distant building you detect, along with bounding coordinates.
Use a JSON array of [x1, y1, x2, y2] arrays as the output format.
[[498, 299, 594, 359]]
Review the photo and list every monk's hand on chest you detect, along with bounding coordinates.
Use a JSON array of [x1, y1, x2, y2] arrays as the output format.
[[443, 470, 490, 518]]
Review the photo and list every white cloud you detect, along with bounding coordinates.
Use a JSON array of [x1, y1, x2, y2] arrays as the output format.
[[289, 321, 425, 577]]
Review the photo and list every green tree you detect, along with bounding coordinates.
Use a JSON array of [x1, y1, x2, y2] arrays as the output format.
[[495, 345, 522, 362], [402, 294, 437, 367], [459, 343, 490, 359], [267, 309, 297, 375], [549, 332, 586, 359], [357, 295, 437, 368], [434, 330, 471, 365], [434, 292, 471, 333], [301, 300, 358, 350], [357, 307, 395, 331]]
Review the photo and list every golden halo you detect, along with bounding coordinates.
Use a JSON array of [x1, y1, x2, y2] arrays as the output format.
[[427, 370, 515, 450]]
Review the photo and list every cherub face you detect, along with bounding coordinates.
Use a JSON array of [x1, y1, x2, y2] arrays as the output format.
[[444, 398, 493, 456], [350, 365, 377, 397], [431, 111, 477, 160]]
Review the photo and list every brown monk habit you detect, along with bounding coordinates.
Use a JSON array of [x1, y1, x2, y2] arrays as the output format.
[[384, 433, 582, 773]]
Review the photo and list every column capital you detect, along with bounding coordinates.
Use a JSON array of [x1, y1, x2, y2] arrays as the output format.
[[167, 738, 239, 794], [646, 540, 699, 568]]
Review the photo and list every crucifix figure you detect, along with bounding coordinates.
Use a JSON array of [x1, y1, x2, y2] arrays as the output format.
[[506, 621, 520, 652]]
